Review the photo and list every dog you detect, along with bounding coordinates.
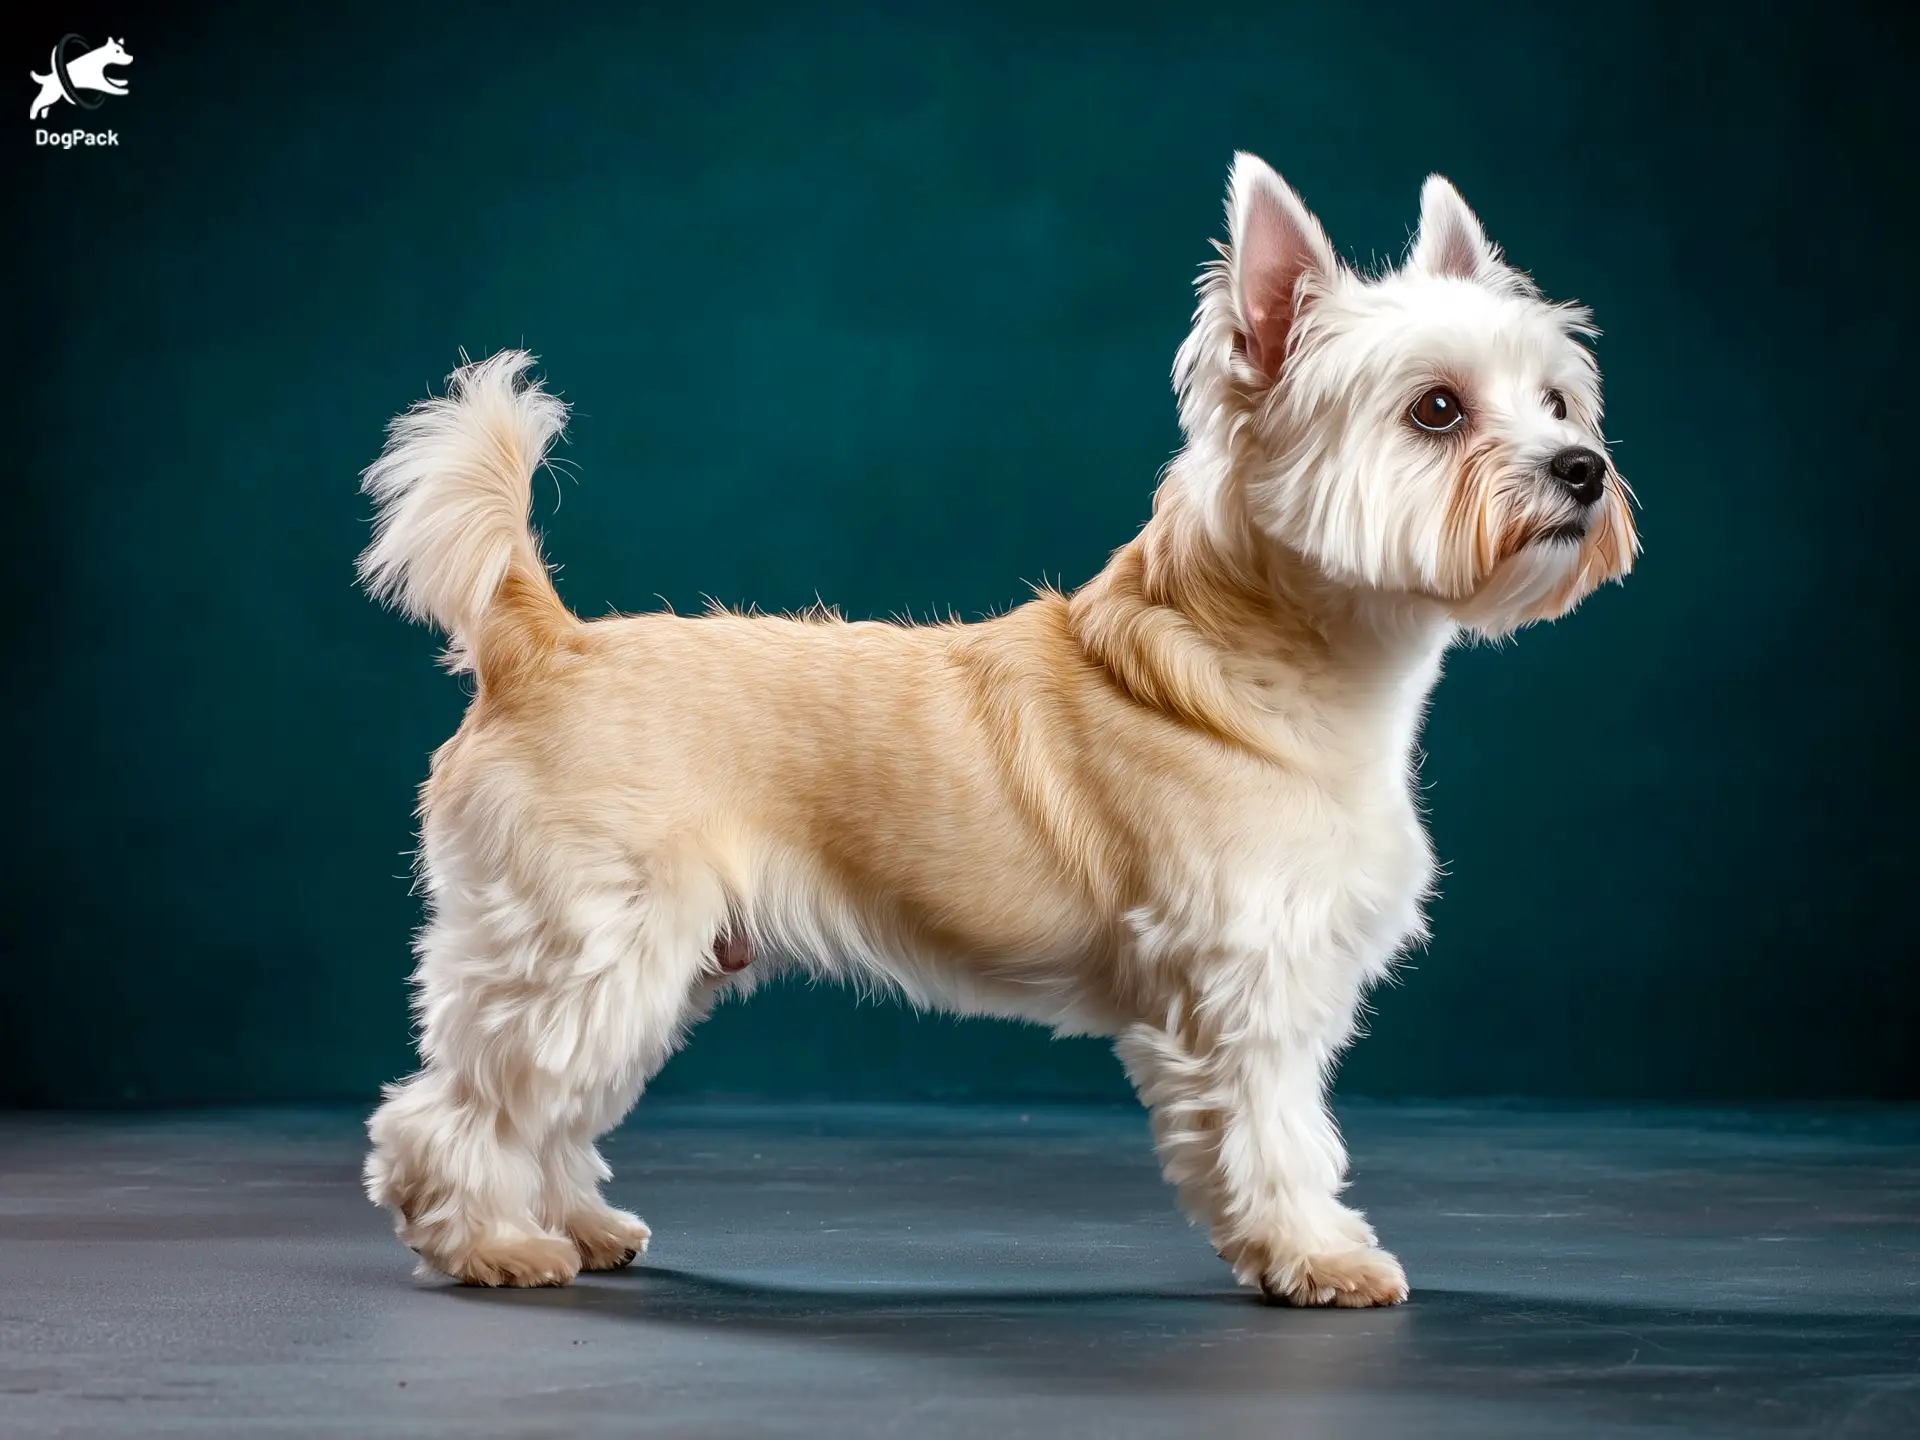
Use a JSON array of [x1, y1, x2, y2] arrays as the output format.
[[28, 37, 131, 120], [358, 153, 1636, 1304]]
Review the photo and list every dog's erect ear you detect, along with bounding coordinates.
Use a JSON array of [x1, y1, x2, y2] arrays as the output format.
[[1228, 153, 1337, 380], [1409, 175, 1500, 282]]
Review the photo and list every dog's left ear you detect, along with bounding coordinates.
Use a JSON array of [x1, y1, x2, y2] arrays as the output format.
[[1409, 176, 1501, 283], [1227, 153, 1337, 380]]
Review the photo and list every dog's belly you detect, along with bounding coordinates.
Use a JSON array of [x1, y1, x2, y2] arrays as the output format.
[[729, 833, 1130, 1036]]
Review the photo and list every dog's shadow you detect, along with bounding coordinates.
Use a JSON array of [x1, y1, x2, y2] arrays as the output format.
[[448, 1261, 1397, 1396], [444, 1263, 1919, 1420], [451, 1259, 1256, 1334]]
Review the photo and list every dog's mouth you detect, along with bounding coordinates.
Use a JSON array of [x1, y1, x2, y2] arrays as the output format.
[[1534, 519, 1589, 546]]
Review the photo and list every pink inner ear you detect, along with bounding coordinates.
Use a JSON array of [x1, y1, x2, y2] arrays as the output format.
[[1414, 179, 1495, 282], [1239, 189, 1317, 377], [1427, 216, 1484, 281]]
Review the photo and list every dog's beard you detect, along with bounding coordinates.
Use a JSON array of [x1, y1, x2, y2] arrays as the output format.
[[1451, 544, 1586, 636], [1443, 482, 1635, 636]]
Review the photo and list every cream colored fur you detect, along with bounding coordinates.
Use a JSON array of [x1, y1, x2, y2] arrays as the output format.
[[358, 154, 1636, 1304]]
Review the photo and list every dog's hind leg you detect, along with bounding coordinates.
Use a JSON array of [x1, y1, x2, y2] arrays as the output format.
[[365, 851, 719, 1287], [535, 872, 745, 1272], [537, 969, 725, 1273]]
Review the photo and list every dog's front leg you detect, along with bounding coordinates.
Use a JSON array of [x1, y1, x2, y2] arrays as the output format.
[[1118, 997, 1407, 1307]]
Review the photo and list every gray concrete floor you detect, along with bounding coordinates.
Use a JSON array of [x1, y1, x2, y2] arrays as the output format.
[[1, 1102, 1916, 1437]]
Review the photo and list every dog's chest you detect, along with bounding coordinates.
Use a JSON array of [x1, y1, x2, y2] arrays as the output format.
[[1260, 767, 1431, 969], [1137, 757, 1436, 1000]]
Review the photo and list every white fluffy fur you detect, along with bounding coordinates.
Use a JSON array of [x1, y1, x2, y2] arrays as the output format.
[[358, 353, 568, 672], [357, 153, 1636, 1303]]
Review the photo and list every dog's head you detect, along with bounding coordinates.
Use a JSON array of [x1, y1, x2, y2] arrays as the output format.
[[1174, 153, 1636, 637]]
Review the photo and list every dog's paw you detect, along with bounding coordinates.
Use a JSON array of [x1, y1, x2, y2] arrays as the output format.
[[1255, 1245, 1409, 1308], [444, 1233, 582, 1288], [567, 1207, 652, 1272]]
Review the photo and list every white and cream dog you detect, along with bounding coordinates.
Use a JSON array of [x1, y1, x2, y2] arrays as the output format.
[[358, 153, 1636, 1304]]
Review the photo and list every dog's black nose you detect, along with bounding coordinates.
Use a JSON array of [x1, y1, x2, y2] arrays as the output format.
[[1549, 447, 1608, 506]]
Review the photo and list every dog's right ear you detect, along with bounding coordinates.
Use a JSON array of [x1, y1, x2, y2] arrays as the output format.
[[1227, 154, 1337, 381]]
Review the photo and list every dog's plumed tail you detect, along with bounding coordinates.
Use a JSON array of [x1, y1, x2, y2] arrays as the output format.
[[358, 350, 576, 684]]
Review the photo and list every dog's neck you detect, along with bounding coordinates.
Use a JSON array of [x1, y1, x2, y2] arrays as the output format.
[[1066, 468, 1455, 772]]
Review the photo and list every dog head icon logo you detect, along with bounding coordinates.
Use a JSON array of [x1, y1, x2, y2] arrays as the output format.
[[29, 35, 131, 121]]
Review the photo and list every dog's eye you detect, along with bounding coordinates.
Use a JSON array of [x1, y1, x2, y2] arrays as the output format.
[[1409, 387, 1467, 433], [1546, 389, 1568, 421]]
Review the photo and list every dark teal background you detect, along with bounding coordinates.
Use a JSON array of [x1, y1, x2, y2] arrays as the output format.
[[6, 1, 1915, 1105]]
